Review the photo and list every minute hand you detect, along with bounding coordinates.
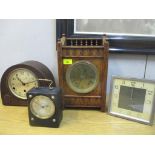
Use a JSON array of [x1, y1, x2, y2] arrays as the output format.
[[24, 79, 37, 84], [24, 79, 52, 84]]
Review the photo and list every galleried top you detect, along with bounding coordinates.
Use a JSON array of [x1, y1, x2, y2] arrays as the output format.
[[59, 34, 108, 46]]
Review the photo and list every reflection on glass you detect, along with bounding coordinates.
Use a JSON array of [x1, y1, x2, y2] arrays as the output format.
[[118, 86, 146, 113], [75, 19, 155, 35]]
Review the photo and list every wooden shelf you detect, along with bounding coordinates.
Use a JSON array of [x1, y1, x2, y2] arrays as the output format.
[[0, 96, 155, 135]]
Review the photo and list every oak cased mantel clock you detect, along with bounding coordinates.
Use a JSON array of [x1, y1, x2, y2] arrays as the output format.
[[57, 35, 109, 111], [1, 60, 56, 106]]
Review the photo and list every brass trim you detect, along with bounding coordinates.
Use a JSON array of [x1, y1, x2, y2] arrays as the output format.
[[8, 68, 39, 100], [30, 95, 55, 119], [66, 60, 99, 93]]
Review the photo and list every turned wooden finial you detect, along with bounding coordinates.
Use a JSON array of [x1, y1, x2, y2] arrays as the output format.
[[102, 34, 108, 45], [61, 34, 66, 46], [62, 34, 66, 37], [85, 40, 88, 46]]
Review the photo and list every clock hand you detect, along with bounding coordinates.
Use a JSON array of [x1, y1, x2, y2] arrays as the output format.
[[130, 88, 134, 105], [24, 79, 53, 89], [16, 74, 25, 85], [24, 79, 37, 84], [24, 79, 51, 84]]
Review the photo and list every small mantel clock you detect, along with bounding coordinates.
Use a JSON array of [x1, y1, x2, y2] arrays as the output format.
[[27, 87, 63, 128], [57, 34, 109, 111], [1, 60, 56, 106]]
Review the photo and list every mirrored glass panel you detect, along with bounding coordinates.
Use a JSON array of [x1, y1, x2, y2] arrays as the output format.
[[118, 86, 146, 113]]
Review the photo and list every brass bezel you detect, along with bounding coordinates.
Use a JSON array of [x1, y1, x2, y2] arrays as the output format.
[[66, 60, 99, 93], [30, 95, 55, 119], [8, 68, 38, 100]]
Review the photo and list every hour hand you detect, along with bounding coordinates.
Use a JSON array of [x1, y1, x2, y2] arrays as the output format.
[[16, 75, 25, 85]]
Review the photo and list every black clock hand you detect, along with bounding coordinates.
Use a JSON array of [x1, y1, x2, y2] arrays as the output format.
[[24, 79, 53, 89], [130, 88, 134, 102], [16, 74, 25, 85], [24, 79, 37, 84], [24, 79, 47, 84]]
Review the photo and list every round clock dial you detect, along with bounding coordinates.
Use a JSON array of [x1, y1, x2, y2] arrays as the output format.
[[8, 68, 38, 99], [30, 95, 55, 119], [66, 61, 99, 93]]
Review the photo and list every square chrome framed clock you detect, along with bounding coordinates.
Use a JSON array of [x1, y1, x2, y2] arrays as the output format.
[[108, 76, 155, 125]]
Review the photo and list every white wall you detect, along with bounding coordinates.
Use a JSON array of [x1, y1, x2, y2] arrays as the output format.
[[0, 19, 58, 84], [145, 55, 155, 80], [0, 19, 155, 94], [107, 54, 146, 93]]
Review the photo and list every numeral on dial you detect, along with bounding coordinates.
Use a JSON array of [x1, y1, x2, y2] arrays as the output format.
[[131, 81, 136, 87], [114, 85, 119, 89], [147, 90, 153, 95]]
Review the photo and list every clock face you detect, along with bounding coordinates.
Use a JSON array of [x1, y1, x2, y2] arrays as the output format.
[[8, 68, 38, 99], [109, 77, 155, 124], [30, 95, 55, 119], [66, 61, 99, 93]]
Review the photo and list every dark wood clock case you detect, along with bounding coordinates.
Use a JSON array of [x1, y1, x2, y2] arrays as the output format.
[[27, 87, 63, 128], [1, 60, 56, 106], [57, 35, 109, 111]]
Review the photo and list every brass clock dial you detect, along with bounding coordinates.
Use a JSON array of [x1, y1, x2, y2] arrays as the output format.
[[8, 68, 38, 99], [27, 87, 62, 127], [66, 61, 99, 93], [30, 95, 55, 119]]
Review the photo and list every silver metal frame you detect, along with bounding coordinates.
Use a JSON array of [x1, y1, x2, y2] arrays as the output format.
[[108, 75, 155, 125]]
